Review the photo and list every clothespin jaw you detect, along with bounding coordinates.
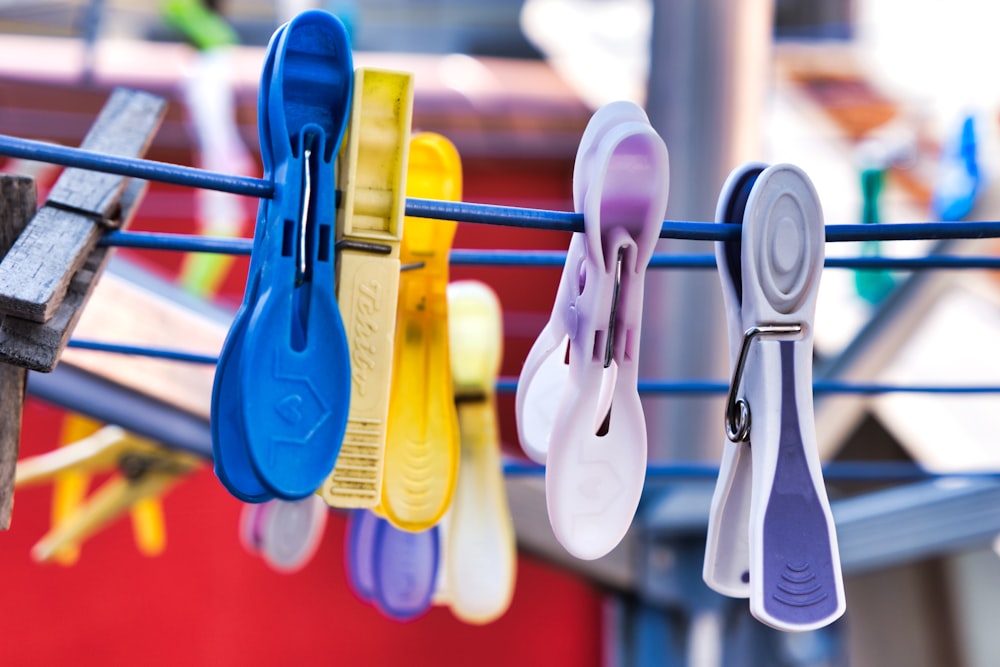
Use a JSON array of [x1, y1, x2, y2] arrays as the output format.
[[379, 133, 462, 531], [705, 162, 845, 632], [703, 163, 765, 599], [444, 280, 516, 624], [212, 10, 354, 501], [322, 67, 414, 509], [515, 101, 669, 560], [16, 425, 199, 563]]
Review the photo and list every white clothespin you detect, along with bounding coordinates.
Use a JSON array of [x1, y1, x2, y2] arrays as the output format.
[[703, 163, 845, 631], [515, 101, 668, 560]]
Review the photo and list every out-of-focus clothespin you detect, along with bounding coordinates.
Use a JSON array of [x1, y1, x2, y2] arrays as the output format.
[[239, 495, 328, 573], [442, 280, 516, 624], [15, 424, 200, 563], [379, 133, 463, 531], [703, 163, 845, 632], [345, 509, 439, 622], [515, 101, 668, 560], [322, 67, 414, 509], [212, 10, 353, 501]]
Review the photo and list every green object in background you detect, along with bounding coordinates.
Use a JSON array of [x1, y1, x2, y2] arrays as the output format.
[[854, 167, 898, 304], [160, 0, 238, 51]]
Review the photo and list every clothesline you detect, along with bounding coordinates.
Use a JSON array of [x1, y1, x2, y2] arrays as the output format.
[[6, 133, 1000, 242]]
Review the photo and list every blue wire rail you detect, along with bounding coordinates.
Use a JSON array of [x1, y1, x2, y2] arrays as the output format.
[[4, 132, 1000, 479]]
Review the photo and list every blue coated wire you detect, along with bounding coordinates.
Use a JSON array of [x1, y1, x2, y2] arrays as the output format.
[[98, 233, 1000, 271], [8, 133, 1000, 242], [0, 134, 272, 198], [501, 459, 1000, 481], [55, 343, 1000, 395], [66, 339, 219, 365]]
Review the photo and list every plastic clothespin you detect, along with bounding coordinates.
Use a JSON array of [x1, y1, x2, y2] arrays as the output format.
[[47, 415, 166, 564], [345, 509, 439, 622], [703, 163, 845, 632], [932, 113, 980, 222], [212, 10, 353, 501], [379, 132, 463, 531], [15, 425, 200, 563], [443, 280, 516, 624], [321, 67, 414, 509], [239, 495, 328, 573], [514, 101, 668, 560]]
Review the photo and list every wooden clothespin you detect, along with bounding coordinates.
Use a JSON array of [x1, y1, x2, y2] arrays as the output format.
[[0, 87, 166, 372], [0, 175, 37, 529]]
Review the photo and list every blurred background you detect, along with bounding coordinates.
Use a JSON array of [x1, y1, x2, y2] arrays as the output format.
[[3, 0, 1000, 665]]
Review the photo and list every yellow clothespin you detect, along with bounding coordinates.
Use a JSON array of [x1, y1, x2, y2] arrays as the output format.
[[322, 68, 414, 508], [443, 280, 516, 624], [15, 424, 200, 562], [380, 132, 462, 531]]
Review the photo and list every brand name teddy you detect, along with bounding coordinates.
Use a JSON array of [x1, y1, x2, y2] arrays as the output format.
[[352, 279, 382, 396]]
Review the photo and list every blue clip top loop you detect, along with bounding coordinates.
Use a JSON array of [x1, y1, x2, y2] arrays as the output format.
[[211, 10, 353, 502], [240, 10, 353, 500]]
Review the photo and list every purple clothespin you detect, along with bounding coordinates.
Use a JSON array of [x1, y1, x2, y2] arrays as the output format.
[[515, 101, 669, 560], [704, 163, 845, 631]]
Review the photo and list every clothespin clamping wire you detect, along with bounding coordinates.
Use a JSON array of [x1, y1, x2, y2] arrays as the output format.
[[15, 424, 200, 563], [442, 280, 516, 624], [379, 132, 463, 531], [515, 101, 669, 560], [211, 9, 353, 502], [703, 163, 845, 632], [321, 67, 414, 509]]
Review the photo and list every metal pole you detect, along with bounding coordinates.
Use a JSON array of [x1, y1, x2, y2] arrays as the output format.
[[643, 0, 773, 461]]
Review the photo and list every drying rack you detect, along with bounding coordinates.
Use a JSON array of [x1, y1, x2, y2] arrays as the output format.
[[3, 97, 1000, 667]]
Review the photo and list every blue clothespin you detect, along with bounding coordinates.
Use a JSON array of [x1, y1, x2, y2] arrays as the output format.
[[932, 113, 980, 222], [211, 10, 353, 501]]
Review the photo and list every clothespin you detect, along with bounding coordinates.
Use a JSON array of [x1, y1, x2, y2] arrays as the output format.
[[15, 424, 200, 563], [703, 163, 845, 631], [239, 495, 328, 573], [0, 175, 35, 530], [321, 68, 414, 509], [932, 113, 980, 221], [212, 10, 353, 501], [46, 414, 167, 564], [0, 89, 165, 372], [379, 132, 462, 531], [443, 280, 516, 624], [345, 509, 440, 621], [514, 101, 668, 560]]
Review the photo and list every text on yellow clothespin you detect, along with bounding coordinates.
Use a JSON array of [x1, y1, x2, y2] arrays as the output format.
[[322, 68, 414, 509]]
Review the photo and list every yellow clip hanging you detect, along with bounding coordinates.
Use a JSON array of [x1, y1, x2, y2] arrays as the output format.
[[444, 280, 516, 624], [380, 132, 462, 531], [323, 68, 414, 508], [15, 425, 200, 562]]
